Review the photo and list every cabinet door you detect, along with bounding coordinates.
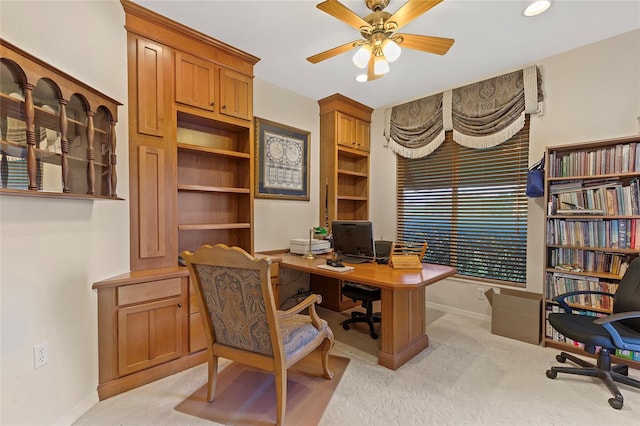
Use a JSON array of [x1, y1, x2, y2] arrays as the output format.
[[220, 68, 252, 121], [117, 296, 184, 376], [336, 112, 356, 148], [136, 145, 167, 260], [135, 38, 166, 137], [175, 51, 216, 112], [355, 119, 370, 151]]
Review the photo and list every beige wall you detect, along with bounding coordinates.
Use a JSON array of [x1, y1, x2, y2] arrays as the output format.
[[0, 1, 129, 425], [252, 81, 321, 252], [0, 1, 638, 424]]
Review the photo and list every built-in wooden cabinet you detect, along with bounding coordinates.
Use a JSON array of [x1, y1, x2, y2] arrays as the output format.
[[134, 37, 167, 138], [175, 51, 252, 121], [92, 0, 259, 400], [337, 111, 370, 151], [176, 110, 253, 254], [310, 275, 359, 312], [116, 278, 185, 376], [219, 67, 252, 121], [543, 135, 640, 369], [318, 93, 373, 226], [0, 39, 121, 199], [93, 268, 197, 400], [175, 51, 216, 112]]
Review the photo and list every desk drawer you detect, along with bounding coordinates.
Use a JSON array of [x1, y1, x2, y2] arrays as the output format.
[[117, 278, 182, 306]]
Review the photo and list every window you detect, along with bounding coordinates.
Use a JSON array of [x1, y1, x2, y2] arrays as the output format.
[[396, 118, 530, 286]]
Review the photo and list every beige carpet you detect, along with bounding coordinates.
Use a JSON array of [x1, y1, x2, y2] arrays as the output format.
[[74, 306, 640, 425], [174, 351, 349, 426]]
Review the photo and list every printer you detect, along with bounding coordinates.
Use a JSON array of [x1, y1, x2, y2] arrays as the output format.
[[289, 238, 331, 255]]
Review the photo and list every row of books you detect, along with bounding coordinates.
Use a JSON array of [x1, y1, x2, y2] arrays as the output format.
[[547, 178, 640, 216], [545, 271, 618, 310], [548, 248, 630, 275], [546, 218, 640, 250], [549, 142, 640, 178], [545, 306, 640, 362]]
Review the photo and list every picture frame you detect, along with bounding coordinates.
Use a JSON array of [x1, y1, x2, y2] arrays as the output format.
[[255, 117, 310, 201]]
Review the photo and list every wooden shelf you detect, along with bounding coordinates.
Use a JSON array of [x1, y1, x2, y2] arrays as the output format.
[[337, 169, 368, 178], [178, 222, 252, 231], [545, 299, 612, 315], [544, 268, 622, 280], [546, 244, 640, 254], [177, 142, 250, 159], [337, 146, 368, 158], [337, 195, 368, 201], [177, 184, 250, 194]]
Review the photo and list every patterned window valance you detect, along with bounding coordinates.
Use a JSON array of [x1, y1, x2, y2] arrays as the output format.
[[384, 65, 543, 158]]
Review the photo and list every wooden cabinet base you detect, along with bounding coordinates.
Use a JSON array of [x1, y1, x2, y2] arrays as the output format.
[[310, 275, 359, 312], [97, 350, 207, 400]]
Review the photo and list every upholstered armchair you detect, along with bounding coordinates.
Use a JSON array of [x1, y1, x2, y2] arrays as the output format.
[[182, 244, 335, 426]]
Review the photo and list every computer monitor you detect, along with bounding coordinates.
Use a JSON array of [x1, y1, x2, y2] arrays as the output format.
[[331, 220, 376, 263]]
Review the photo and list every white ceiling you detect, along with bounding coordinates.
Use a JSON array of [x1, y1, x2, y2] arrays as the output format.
[[133, 0, 640, 110]]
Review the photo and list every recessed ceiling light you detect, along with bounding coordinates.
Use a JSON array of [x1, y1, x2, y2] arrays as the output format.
[[524, 0, 551, 17]]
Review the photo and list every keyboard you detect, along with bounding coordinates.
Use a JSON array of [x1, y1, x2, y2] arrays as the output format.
[[337, 255, 373, 264]]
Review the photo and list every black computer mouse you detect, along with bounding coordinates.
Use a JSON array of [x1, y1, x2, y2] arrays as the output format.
[[326, 259, 344, 268]]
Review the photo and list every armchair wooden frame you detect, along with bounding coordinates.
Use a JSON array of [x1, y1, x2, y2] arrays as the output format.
[[182, 244, 334, 425]]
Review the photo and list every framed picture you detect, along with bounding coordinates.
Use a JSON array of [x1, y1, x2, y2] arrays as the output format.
[[255, 117, 310, 200]]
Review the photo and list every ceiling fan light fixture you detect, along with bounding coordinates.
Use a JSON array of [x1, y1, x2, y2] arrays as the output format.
[[382, 38, 401, 62], [353, 45, 372, 68], [524, 0, 551, 17], [355, 73, 369, 83], [374, 55, 389, 75]]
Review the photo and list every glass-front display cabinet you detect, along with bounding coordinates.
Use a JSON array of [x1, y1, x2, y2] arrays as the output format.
[[0, 39, 121, 199]]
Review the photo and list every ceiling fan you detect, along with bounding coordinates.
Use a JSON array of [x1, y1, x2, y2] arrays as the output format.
[[307, 0, 454, 82]]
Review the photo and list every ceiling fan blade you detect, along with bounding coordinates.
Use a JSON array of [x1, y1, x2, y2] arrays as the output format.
[[366, 55, 383, 81], [307, 40, 358, 64], [317, 0, 371, 31], [387, 0, 444, 31], [398, 33, 454, 55]]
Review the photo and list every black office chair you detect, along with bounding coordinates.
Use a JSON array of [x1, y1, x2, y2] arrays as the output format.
[[341, 240, 392, 339], [546, 256, 640, 409]]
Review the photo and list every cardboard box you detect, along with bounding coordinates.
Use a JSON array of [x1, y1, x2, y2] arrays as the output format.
[[485, 288, 542, 345], [289, 238, 331, 255]]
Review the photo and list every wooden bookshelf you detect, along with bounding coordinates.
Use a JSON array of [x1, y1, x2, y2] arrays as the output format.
[[543, 135, 640, 368]]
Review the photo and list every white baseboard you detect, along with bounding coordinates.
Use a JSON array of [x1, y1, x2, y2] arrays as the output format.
[[427, 301, 491, 322], [54, 391, 98, 426]]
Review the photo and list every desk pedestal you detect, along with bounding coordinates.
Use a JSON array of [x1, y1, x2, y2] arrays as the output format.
[[267, 253, 455, 371], [379, 287, 427, 370]]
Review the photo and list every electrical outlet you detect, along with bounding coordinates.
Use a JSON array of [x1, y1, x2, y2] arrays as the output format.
[[477, 288, 485, 300], [33, 342, 48, 369]]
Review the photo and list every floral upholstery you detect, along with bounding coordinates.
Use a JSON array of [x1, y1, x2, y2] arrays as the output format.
[[195, 263, 332, 361], [279, 314, 330, 361], [195, 264, 273, 356]]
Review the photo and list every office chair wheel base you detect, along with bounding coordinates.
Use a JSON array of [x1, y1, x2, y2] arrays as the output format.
[[342, 323, 350, 331], [608, 397, 623, 410], [546, 369, 557, 379], [370, 331, 378, 339], [556, 354, 567, 363], [614, 364, 629, 376]]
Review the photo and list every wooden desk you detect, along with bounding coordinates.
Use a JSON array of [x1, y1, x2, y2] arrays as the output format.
[[272, 253, 456, 370]]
